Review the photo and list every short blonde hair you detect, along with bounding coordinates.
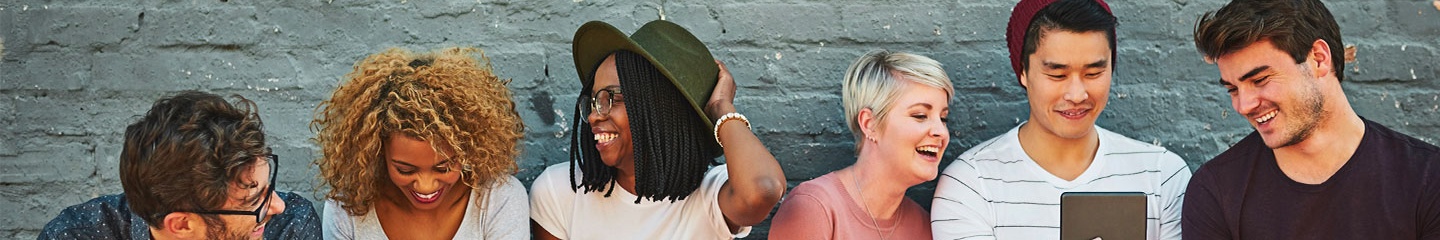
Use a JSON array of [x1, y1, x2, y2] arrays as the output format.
[[841, 50, 954, 151]]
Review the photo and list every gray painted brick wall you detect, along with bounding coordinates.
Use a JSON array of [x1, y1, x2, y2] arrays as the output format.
[[2, 0, 1436, 238]]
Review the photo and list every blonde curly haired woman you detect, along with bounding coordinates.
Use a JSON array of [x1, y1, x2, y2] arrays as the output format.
[[314, 47, 528, 239]]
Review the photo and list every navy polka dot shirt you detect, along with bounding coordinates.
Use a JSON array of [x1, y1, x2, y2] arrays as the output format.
[[38, 192, 321, 240]]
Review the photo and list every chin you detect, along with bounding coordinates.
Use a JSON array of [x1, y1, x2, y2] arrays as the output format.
[[1051, 122, 1095, 139], [599, 156, 620, 167]]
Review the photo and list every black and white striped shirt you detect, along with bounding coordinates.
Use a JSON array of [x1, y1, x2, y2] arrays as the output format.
[[931, 124, 1191, 240]]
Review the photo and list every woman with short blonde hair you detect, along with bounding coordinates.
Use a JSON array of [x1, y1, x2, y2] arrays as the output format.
[[770, 50, 954, 240]]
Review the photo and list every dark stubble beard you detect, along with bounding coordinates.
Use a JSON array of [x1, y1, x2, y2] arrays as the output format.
[[1273, 64, 1328, 149], [203, 216, 257, 240]]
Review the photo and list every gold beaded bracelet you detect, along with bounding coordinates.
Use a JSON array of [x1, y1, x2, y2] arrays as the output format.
[[713, 112, 751, 148]]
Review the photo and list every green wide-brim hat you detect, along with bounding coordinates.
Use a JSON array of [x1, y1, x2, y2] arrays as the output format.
[[572, 20, 719, 129]]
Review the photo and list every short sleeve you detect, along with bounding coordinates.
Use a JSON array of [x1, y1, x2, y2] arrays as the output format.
[[1420, 154, 1440, 240], [931, 159, 998, 240], [321, 199, 355, 240], [701, 164, 752, 238], [766, 187, 835, 240], [483, 176, 532, 240], [530, 163, 574, 239], [1156, 152, 1193, 240], [1181, 166, 1230, 240]]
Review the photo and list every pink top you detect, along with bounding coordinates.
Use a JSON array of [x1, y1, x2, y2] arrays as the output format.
[[768, 172, 933, 240]]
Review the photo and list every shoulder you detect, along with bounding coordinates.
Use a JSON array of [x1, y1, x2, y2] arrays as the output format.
[[1195, 132, 1265, 178], [40, 194, 131, 239], [1095, 127, 1190, 171], [482, 176, 530, 213], [956, 126, 1020, 161], [321, 198, 353, 221], [531, 163, 576, 194], [774, 176, 841, 223], [269, 192, 322, 240], [699, 164, 730, 190], [1096, 127, 1179, 160], [491, 175, 528, 198], [1360, 120, 1440, 178], [1184, 131, 1265, 195], [275, 191, 318, 219], [947, 126, 1027, 178], [786, 174, 843, 204], [1364, 120, 1440, 162], [278, 191, 317, 214]]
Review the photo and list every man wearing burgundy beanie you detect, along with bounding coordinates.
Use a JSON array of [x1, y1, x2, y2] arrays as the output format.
[[931, 0, 1190, 239], [1184, 0, 1440, 239]]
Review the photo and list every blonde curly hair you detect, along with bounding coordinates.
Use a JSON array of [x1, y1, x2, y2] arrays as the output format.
[[313, 47, 525, 216]]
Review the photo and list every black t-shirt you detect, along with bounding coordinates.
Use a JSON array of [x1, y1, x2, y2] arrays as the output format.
[[1183, 119, 1440, 239]]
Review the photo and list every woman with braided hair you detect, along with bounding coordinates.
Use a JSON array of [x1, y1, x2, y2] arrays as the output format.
[[529, 20, 787, 239], [314, 47, 529, 239]]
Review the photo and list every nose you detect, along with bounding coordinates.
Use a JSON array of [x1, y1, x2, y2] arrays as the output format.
[[930, 118, 950, 152], [414, 173, 441, 194], [586, 106, 608, 124], [930, 119, 948, 137], [1232, 87, 1260, 117], [1062, 77, 1089, 103], [266, 191, 287, 217]]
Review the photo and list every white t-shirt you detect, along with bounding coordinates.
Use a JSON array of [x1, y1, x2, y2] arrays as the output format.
[[931, 124, 1191, 240], [321, 176, 530, 240], [530, 163, 750, 240]]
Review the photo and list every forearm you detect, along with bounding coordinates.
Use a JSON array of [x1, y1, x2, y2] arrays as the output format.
[[716, 114, 787, 225]]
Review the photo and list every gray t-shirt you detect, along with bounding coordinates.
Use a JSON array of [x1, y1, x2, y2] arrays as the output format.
[[321, 175, 530, 240]]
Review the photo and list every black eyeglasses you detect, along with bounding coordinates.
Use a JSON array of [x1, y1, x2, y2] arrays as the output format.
[[582, 87, 623, 116], [188, 154, 279, 223]]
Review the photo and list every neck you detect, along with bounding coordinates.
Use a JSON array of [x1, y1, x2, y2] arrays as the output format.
[[846, 159, 910, 220], [1273, 96, 1365, 184], [148, 228, 172, 240], [1017, 121, 1099, 180], [615, 160, 637, 195], [380, 184, 472, 219]]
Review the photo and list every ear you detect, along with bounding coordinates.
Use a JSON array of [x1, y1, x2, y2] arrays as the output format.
[[1019, 71, 1030, 89], [1307, 39, 1333, 79], [158, 212, 205, 239], [858, 107, 880, 141]]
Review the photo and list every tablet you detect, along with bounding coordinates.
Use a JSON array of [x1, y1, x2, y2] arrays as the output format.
[[1060, 192, 1146, 240]]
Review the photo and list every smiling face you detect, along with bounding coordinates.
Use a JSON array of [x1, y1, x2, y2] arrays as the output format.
[[868, 78, 951, 183], [1020, 30, 1112, 140], [586, 54, 635, 170], [383, 134, 465, 211], [1216, 39, 1326, 149]]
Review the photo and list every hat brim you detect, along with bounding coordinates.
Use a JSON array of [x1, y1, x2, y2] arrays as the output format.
[[572, 21, 718, 128]]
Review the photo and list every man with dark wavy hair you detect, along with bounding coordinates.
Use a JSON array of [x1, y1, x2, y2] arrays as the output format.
[[40, 91, 320, 240], [1184, 0, 1440, 238]]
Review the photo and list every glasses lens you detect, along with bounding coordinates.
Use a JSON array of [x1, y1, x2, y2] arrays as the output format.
[[597, 90, 614, 115]]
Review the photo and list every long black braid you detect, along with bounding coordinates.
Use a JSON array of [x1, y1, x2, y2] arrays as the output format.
[[570, 50, 720, 203]]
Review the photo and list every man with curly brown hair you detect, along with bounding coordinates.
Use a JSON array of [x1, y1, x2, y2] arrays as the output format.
[[313, 47, 528, 239], [40, 91, 321, 240]]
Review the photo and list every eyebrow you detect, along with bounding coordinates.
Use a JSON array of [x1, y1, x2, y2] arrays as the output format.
[[1084, 60, 1109, 69], [238, 178, 266, 206], [596, 85, 621, 93], [1219, 65, 1271, 86], [1041, 60, 1109, 70], [389, 159, 453, 168]]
